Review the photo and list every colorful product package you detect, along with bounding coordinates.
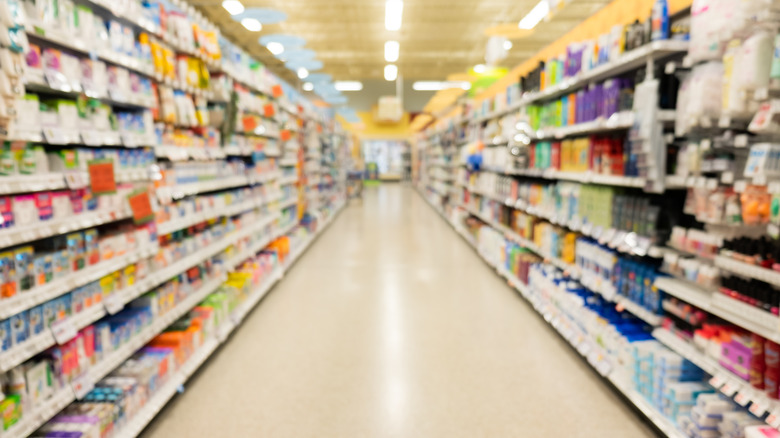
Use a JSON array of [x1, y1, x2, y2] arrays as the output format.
[[14, 246, 33, 291]]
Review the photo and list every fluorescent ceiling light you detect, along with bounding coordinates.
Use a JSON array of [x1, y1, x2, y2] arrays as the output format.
[[384, 41, 399, 62], [518, 0, 550, 29], [474, 64, 486, 74], [297, 68, 309, 79], [384, 64, 398, 81], [385, 0, 403, 31], [504, 40, 513, 50], [241, 18, 262, 31], [412, 81, 471, 91], [222, 0, 244, 15], [267, 42, 284, 55], [303, 82, 314, 91], [334, 81, 363, 91]]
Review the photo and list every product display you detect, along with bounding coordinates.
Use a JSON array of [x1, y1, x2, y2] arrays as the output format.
[[416, 1, 780, 436], [0, 0, 349, 437]]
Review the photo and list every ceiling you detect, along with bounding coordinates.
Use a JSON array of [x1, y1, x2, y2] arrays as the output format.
[[192, 0, 612, 109]]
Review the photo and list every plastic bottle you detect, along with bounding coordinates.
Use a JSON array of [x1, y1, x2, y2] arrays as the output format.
[[651, 0, 669, 41]]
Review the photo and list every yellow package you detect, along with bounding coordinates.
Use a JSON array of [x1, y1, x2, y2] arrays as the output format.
[[150, 40, 164, 76], [162, 47, 176, 79]]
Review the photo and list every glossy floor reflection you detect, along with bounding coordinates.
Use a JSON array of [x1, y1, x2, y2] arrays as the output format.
[[142, 184, 656, 438]]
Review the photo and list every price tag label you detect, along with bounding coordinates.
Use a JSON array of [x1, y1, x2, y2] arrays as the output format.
[[263, 103, 276, 118], [611, 231, 627, 248], [767, 411, 780, 429], [280, 130, 292, 142], [720, 381, 739, 397], [749, 400, 768, 417], [127, 190, 154, 225], [600, 228, 616, 245], [71, 373, 94, 399], [735, 180, 748, 193], [64, 172, 88, 189], [582, 223, 593, 235], [88, 160, 116, 195], [708, 374, 726, 389], [51, 319, 78, 344], [734, 390, 751, 407]]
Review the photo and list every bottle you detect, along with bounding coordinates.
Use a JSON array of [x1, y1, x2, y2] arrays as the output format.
[[651, 0, 669, 41]]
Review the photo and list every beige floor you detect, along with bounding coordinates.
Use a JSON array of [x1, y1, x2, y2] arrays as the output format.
[[141, 184, 657, 438]]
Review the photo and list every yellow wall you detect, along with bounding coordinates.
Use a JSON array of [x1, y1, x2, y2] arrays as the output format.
[[475, 0, 693, 103]]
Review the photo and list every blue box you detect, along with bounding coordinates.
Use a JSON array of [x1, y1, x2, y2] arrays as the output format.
[[28, 305, 43, 335], [9, 311, 28, 345]]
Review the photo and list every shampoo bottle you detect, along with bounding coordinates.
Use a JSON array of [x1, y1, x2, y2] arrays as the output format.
[[651, 0, 669, 41]]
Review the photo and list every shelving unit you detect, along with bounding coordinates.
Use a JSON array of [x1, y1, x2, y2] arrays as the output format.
[[417, 188, 685, 438], [0, 0, 350, 436]]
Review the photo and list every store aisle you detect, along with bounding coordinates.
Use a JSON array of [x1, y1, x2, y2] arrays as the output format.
[[142, 185, 655, 438]]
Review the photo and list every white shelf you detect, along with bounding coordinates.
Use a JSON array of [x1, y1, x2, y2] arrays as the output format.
[[155, 145, 227, 161], [0, 244, 159, 320], [535, 111, 635, 140], [520, 40, 689, 105], [654, 276, 780, 343], [157, 175, 250, 200], [0, 173, 67, 195], [614, 295, 663, 326], [653, 276, 713, 311], [715, 255, 780, 288], [0, 206, 132, 249], [481, 166, 646, 188], [157, 197, 265, 235], [279, 157, 298, 167], [470, 41, 688, 124]]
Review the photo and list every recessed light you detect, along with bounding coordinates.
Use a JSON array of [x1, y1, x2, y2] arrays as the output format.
[[241, 18, 262, 31], [474, 64, 487, 74], [385, 0, 403, 31], [334, 81, 363, 91], [504, 40, 513, 50], [267, 42, 284, 55], [385, 41, 399, 63], [518, 0, 550, 29], [384, 64, 398, 81], [303, 82, 314, 91], [412, 81, 471, 91], [222, 0, 244, 15], [297, 68, 309, 79]]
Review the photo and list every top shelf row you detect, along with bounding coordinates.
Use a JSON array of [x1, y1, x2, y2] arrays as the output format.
[[466, 40, 688, 125]]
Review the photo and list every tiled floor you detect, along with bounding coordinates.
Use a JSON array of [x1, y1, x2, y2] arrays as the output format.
[[142, 184, 656, 438]]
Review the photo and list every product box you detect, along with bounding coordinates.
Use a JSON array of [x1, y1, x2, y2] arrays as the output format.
[[29, 305, 44, 336], [9, 311, 27, 345]]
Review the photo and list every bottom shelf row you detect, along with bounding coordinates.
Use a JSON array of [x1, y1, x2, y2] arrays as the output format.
[[418, 189, 780, 438], [0, 202, 345, 438]]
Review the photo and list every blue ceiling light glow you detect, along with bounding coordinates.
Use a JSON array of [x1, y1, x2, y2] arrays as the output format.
[[234, 8, 287, 24], [259, 35, 307, 49], [282, 48, 317, 61], [325, 96, 349, 105], [306, 73, 332, 84], [285, 59, 323, 71]]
